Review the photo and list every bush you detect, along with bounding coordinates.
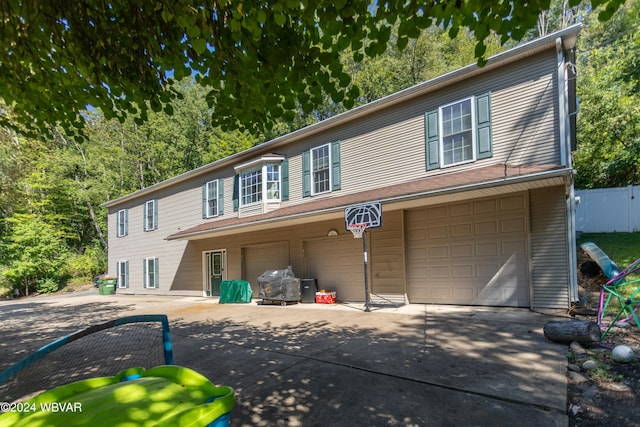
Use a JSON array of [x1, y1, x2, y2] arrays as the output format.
[[64, 245, 107, 280], [35, 277, 60, 294]]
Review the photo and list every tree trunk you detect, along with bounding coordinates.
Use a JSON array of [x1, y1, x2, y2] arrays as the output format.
[[87, 201, 108, 250], [543, 320, 601, 344]]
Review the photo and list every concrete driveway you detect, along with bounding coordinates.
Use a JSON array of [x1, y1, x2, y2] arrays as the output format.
[[0, 292, 569, 426]]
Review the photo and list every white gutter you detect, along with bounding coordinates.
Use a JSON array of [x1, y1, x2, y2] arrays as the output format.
[[557, 35, 580, 303], [557, 37, 568, 167]]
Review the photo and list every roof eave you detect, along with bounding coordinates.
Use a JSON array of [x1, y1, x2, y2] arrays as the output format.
[[166, 167, 573, 241]]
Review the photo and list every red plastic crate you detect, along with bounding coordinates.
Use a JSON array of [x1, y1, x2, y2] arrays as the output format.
[[315, 291, 336, 304]]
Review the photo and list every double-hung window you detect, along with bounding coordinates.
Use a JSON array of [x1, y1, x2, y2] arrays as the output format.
[[143, 257, 159, 289], [144, 200, 158, 231], [116, 209, 128, 237], [302, 141, 341, 198], [441, 98, 473, 166], [202, 179, 224, 218], [266, 164, 280, 199], [425, 93, 492, 170], [311, 144, 331, 194], [116, 260, 129, 289]]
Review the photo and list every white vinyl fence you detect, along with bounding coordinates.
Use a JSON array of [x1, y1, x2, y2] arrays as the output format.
[[575, 185, 640, 233]]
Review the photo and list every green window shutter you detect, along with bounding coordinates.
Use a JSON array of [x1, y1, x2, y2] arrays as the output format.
[[331, 141, 341, 191], [143, 203, 147, 231], [124, 209, 128, 236], [218, 178, 224, 215], [153, 200, 158, 229], [233, 174, 239, 212], [154, 258, 159, 288], [475, 92, 493, 159], [302, 150, 311, 197], [425, 109, 440, 170], [201, 183, 207, 218], [143, 259, 148, 288], [125, 261, 129, 288], [281, 159, 289, 201]]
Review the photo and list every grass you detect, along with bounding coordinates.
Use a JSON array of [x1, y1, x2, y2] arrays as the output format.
[[577, 232, 640, 268], [577, 232, 640, 315]]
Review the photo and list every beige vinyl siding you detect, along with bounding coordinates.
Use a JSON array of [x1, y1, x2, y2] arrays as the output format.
[[491, 54, 559, 165], [106, 50, 561, 243], [185, 218, 351, 289], [104, 37, 570, 303], [304, 236, 364, 301], [242, 242, 290, 296], [283, 51, 560, 205], [529, 186, 570, 309], [369, 210, 405, 295], [107, 170, 235, 295]]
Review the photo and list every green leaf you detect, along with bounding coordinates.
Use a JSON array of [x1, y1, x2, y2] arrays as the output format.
[[192, 39, 207, 54], [161, 9, 174, 23], [397, 36, 408, 51], [186, 24, 201, 38], [274, 13, 286, 26], [257, 10, 267, 23]]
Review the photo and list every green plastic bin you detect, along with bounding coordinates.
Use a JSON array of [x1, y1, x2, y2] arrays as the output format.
[[98, 277, 117, 295]]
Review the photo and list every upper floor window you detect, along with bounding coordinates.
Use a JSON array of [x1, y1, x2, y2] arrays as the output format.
[[425, 93, 492, 170], [441, 99, 473, 166], [311, 144, 331, 194], [144, 199, 158, 231], [116, 209, 128, 237], [241, 168, 263, 205], [234, 155, 286, 209], [302, 141, 341, 197], [202, 178, 224, 218], [202, 179, 223, 218], [266, 164, 280, 199]]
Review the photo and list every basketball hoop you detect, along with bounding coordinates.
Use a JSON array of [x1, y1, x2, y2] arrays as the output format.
[[348, 223, 367, 239]]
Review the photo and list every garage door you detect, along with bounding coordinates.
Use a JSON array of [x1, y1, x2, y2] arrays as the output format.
[[243, 242, 290, 295], [304, 236, 364, 301], [406, 194, 529, 306]]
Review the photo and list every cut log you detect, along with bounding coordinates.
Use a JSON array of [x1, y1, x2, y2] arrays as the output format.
[[543, 320, 601, 344]]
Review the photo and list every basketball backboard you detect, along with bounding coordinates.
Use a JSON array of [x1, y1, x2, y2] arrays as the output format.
[[344, 201, 382, 231]]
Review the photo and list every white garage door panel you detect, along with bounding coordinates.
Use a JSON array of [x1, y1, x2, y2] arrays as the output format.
[[244, 242, 290, 295], [305, 237, 364, 301], [407, 195, 529, 307]]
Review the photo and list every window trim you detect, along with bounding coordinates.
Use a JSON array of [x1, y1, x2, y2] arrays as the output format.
[[238, 162, 282, 207], [116, 260, 129, 289], [439, 96, 476, 168], [310, 143, 331, 195], [240, 167, 263, 206], [144, 257, 159, 289], [144, 200, 158, 231], [204, 180, 220, 218], [116, 209, 128, 237], [265, 163, 281, 201], [425, 93, 492, 171]]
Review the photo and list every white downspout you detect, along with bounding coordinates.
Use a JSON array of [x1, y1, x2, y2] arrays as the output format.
[[557, 37, 579, 303]]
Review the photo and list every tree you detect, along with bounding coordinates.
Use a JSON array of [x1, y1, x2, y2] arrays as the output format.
[[1, 214, 70, 295], [0, 0, 627, 138], [573, 0, 640, 188]]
